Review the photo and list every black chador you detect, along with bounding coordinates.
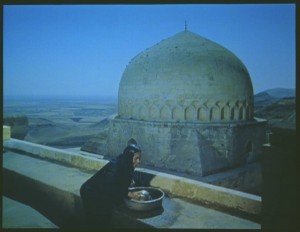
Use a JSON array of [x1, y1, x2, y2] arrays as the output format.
[[80, 144, 141, 228]]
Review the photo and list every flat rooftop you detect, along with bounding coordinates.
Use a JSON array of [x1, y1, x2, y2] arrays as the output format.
[[3, 140, 260, 229]]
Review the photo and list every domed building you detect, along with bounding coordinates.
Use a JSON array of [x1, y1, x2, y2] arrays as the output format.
[[103, 30, 267, 176]]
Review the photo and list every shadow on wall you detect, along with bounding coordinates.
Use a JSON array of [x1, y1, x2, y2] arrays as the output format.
[[3, 169, 84, 229]]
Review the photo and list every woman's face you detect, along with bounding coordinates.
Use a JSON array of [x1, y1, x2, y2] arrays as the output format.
[[132, 152, 142, 168]]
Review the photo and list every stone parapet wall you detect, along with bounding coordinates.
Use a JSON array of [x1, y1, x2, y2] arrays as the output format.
[[3, 138, 261, 217], [145, 168, 261, 216], [3, 139, 107, 171], [3, 152, 260, 228], [3, 126, 11, 141]]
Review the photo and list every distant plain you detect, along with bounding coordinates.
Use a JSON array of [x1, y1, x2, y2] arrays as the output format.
[[3, 96, 117, 148]]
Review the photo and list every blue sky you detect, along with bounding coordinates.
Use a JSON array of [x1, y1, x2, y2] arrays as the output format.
[[3, 4, 295, 97]]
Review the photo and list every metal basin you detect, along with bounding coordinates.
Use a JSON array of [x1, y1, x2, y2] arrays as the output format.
[[124, 187, 165, 211]]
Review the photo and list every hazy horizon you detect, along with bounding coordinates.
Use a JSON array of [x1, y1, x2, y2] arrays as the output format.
[[3, 87, 296, 101], [3, 94, 118, 100]]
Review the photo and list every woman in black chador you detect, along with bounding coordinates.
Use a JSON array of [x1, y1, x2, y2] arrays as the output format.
[[80, 143, 142, 228]]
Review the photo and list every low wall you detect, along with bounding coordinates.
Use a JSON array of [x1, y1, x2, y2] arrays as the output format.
[[4, 138, 108, 171], [3, 138, 261, 219], [3, 125, 11, 141], [146, 169, 260, 217]]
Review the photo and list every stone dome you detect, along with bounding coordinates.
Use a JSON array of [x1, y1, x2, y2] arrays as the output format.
[[118, 31, 254, 122]]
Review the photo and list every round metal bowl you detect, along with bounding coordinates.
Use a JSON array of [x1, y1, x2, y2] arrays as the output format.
[[124, 187, 165, 211]]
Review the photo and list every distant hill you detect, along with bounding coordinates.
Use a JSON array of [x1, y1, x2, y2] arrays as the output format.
[[262, 88, 295, 98], [254, 88, 295, 129], [254, 88, 295, 108]]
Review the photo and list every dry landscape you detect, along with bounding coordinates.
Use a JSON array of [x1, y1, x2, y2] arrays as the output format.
[[3, 96, 117, 148]]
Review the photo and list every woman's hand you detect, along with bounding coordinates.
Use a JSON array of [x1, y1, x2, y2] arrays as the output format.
[[128, 191, 140, 200]]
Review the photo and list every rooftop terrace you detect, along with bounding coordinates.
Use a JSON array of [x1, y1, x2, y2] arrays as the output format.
[[2, 125, 298, 229]]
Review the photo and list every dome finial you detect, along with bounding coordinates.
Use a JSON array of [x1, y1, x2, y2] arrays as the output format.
[[184, 20, 187, 32]]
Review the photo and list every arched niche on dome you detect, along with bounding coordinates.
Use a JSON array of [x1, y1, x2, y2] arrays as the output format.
[[231, 106, 239, 120], [139, 105, 148, 120], [172, 106, 184, 121], [185, 105, 197, 121], [221, 105, 231, 121], [149, 105, 159, 120], [198, 107, 208, 121], [160, 105, 172, 120], [210, 106, 220, 121], [239, 106, 246, 120]]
